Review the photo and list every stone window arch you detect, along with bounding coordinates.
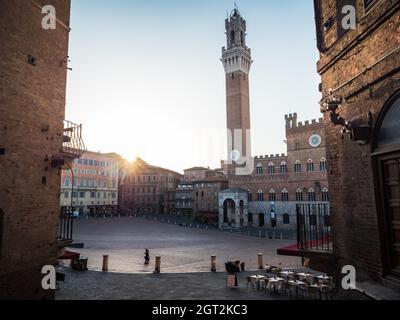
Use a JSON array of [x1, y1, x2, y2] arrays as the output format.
[[256, 163, 264, 175], [320, 157, 327, 171], [280, 161, 287, 174], [257, 189, 264, 201], [308, 188, 316, 202], [268, 162, 275, 174], [296, 188, 303, 202], [307, 159, 315, 172], [294, 160, 302, 173], [269, 189, 276, 202], [281, 188, 289, 202], [322, 187, 329, 202]]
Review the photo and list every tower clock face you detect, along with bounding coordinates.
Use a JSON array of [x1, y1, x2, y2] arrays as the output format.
[[309, 134, 322, 148], [229, 150, 241, 162]]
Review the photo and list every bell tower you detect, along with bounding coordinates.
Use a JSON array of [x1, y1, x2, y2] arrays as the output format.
[[222, 7, 252, 165]]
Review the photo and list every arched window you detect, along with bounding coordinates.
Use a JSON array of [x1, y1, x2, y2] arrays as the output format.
[[230, 30, 235, 44], [296, 189, 303, 202], [281, 188, 289, 202], [247, 190, 253, 201], [268, 162, 275, 174], [280, 161, 287, 174], [257, 190, 264, 202], [295, 140, 300, 150], [308, 188, 316, 202], [240, 31, 244, 45], [65, 176, 70, 187], [256, 163, 264, 174], [294, 160, 302, 173], [322, 187, 329, 202], [320, 158, 327, 171], [256, 163, 263, 175], [376, 95, 400, 149], [307, 159, 315, 172], [269, 189, 276, 202]]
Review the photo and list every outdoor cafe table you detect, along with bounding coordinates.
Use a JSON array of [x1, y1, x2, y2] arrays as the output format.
[[280, 271, 295, 279], [267, 277, 284, 293], [250, 275, 266, 290], [309, 284, 329, 300], [288, 280, 306, 297], [316, 275, 330, 284], [296, 272, 313, 281]]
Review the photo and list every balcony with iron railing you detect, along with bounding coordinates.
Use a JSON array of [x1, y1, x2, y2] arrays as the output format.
[[52, 120, 85, 168], [62, 119, 85, 159]]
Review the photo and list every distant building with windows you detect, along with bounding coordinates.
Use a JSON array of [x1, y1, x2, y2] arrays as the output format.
[[60, 151, 122, 214], [119, 157, 182, 214], [220, 113, 329, 229]]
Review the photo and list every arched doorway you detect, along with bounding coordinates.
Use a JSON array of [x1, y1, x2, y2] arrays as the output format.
[[223, 199, 236, 226], [258, 212, 265, 227], [373, 92, 400, 278], [248, 212, 253, 226]]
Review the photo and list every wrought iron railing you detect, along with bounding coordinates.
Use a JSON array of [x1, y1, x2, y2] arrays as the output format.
[[58, 206, 74, 243], [62, 120, 85, 159], [296, 202, 332, 252]]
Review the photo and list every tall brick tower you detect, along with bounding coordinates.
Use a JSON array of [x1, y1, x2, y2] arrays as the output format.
[[222, 8, 252, 165]]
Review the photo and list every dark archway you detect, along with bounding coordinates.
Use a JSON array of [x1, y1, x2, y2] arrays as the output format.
[[223, 199, 236, 226], [258, 212, 265, 227], [372, 91, 400, 278]]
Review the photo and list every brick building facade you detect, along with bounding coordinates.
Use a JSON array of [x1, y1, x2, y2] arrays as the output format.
[[309, 0, 400, 287], [0, 0, 83, 299], [119, 158, 182, 214], [60, 151, 122, 215]]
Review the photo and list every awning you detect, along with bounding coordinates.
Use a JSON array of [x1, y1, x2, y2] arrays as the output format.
[[277, 243, 302, 257], [58, 250, 80, 260]]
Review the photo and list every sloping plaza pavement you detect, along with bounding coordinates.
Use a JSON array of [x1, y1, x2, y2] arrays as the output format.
[[55, 217, 376, 300], [56, 268, 291, 300], [55, 216, 301, 300]]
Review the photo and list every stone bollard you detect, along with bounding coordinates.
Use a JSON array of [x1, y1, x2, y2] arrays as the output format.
[[280, 232, 283, 240], [211, 255, 217, 272], [257, 253, 263, 270], [103, 214, 106, 219], [155, 256, 161, 273], [259, 231, 262, 238], [102, 255, 109, 272]]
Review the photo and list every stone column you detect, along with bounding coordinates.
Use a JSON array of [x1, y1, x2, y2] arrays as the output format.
[[243, 204, 249, 227], [235, 207, 241, 228]]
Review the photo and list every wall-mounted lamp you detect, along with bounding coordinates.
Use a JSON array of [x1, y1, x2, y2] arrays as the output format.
[[321, 90, 372, 144]]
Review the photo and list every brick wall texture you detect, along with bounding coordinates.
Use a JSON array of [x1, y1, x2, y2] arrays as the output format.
[[315, 0, 400, 282], [0, 0, 71, 299]]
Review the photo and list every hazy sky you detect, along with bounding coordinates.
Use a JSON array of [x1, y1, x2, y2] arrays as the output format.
[[65, 0, 322, 173]]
